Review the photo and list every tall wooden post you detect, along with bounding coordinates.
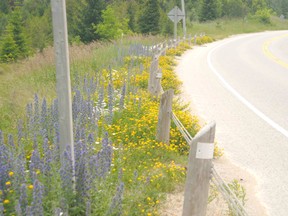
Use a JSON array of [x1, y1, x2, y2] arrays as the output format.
[[182, 122, 216, 216], [51, 0, 75, 166], [156, 89, 174, 144]]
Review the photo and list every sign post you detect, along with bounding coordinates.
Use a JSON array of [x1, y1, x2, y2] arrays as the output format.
[[168, 6, 185, 40], [51, 0, 75, 168], [181, 0, 186, 38]]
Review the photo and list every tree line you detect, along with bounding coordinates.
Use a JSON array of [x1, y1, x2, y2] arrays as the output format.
[[0, 0, 287, 63]]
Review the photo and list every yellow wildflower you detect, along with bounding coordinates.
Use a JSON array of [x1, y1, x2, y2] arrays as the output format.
[[5, 181, 11, 186], [8, 171, 14, 177], [3, 199, 10, 204], [28, 185, 34, 190]]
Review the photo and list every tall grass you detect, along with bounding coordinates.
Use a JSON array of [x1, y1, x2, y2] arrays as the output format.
[[0, 35, 163, 132], [187, 16, 288, 40]]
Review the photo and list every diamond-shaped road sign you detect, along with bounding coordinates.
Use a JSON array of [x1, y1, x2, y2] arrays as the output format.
[[168, 6, 185, 23]]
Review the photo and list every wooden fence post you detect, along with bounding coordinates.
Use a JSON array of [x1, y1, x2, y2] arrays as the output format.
[[182, 121, 216, 216], [148, 58, 162, 96], [156, 89, 174, 144]]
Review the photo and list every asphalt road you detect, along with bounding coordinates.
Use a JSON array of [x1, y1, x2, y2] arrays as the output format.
[[176, 31, 288, 216]]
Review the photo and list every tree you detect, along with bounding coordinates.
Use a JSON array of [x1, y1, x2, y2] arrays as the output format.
[[0, 23, 19, 62], [9, 5, 29, 58], [66, 0, 85, 41], [0, 5, 29, 62], [95, 5, 129, 40], [199, 0, 222, 22], [127, 1, 136, 32], [25, 13, 52, 52], [222, 0, 247, 18], [281, 0, 288, 18], [251, 0, 267, 14], [0, 0, 10, 14], [138, 0, 160, 35], [78, 0, 107, 43]]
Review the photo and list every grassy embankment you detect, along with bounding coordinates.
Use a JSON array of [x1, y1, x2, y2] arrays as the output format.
[[0, 17, 287, 215], [0, 34, 203, 215], [0, 36, 164, 132], [187, 16, 288, 39]]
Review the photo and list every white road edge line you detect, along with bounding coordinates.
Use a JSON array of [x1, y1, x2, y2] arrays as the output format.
[[207, 37, 288, 139]]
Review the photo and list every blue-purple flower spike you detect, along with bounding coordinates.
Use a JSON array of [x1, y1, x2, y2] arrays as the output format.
[[0, 203, 4, 216], [106, 182, 124, 216], [0, 131, 9, 191], [60, 145, 74, 196], [43, 138, 52, 176], [19, 184, 28, 214], [31, 179, 44, 216]]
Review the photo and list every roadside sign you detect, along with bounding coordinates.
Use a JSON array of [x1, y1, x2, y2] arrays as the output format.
[[168, 6, 184, 23]]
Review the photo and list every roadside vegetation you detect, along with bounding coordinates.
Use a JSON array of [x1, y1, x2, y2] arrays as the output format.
[[0, 0, 288, 215], [0, 38, 206, 215]]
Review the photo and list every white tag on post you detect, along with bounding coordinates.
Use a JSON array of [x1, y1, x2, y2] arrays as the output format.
[[196, 142, 214, 159]]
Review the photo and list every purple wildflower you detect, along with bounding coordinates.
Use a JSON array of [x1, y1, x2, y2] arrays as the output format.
[[19, 184, 28, 214], [86, 199, 91, 216], [52, 99, 59, 124], [0, 203, 3, 216], [8, 134, 15, 148], [34, 94, 40, 129], [60, 145, 74, 196], [43, 138, 52, 176], [75, 140, 90, 200], [87, 133, 94, 149], [15, 201, 22, 216], [52, 123, 60, 162], [13, 154, 26, 195], [26, 206, 31, 216], [17, 120, 24, 145], [133, 170, 138, 181], [106, 182, 124, 216], [29, 148, 43, 182], [90, 134, 113, 179], [26, 103, 33, 135], [119, 83, 126, 109], [98, 85, 104, 111], [31, 179, 44, 216], [108, 82, 114, 123], [0, 131, 9, 191], [40, 98, 47, 137]]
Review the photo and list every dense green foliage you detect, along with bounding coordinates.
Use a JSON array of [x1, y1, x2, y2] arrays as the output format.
[[0, 0, 287, 62], [139, 0, 161, 34]]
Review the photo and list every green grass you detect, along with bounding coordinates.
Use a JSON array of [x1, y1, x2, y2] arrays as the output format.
[[0, 35, 163, 133], [187, 16, 288, 40]]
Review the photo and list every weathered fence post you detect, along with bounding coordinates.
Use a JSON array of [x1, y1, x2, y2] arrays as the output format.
[[148, 58, 162, 96], [156, 89, 174, 144], [182, 121, 216, 216]]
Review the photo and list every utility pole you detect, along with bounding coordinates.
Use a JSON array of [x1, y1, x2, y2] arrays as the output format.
[[181, 0, 186, 38], [51, 0, 75, 168]]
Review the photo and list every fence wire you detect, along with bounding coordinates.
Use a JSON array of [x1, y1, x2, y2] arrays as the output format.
[[171, 112, 249, 216], [151, 37, 249, 215]]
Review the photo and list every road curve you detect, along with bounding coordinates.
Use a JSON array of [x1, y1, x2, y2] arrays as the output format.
[[176, 31, 288, 216]]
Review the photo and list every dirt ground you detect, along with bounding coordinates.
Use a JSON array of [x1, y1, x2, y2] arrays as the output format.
[[160, 156, 268, 216]]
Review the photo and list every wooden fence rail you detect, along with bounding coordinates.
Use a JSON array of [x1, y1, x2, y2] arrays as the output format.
[[150, 36, 249, 216]]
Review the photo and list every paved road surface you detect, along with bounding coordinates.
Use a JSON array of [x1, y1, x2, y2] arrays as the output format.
[[176, 31, 288, 216]]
